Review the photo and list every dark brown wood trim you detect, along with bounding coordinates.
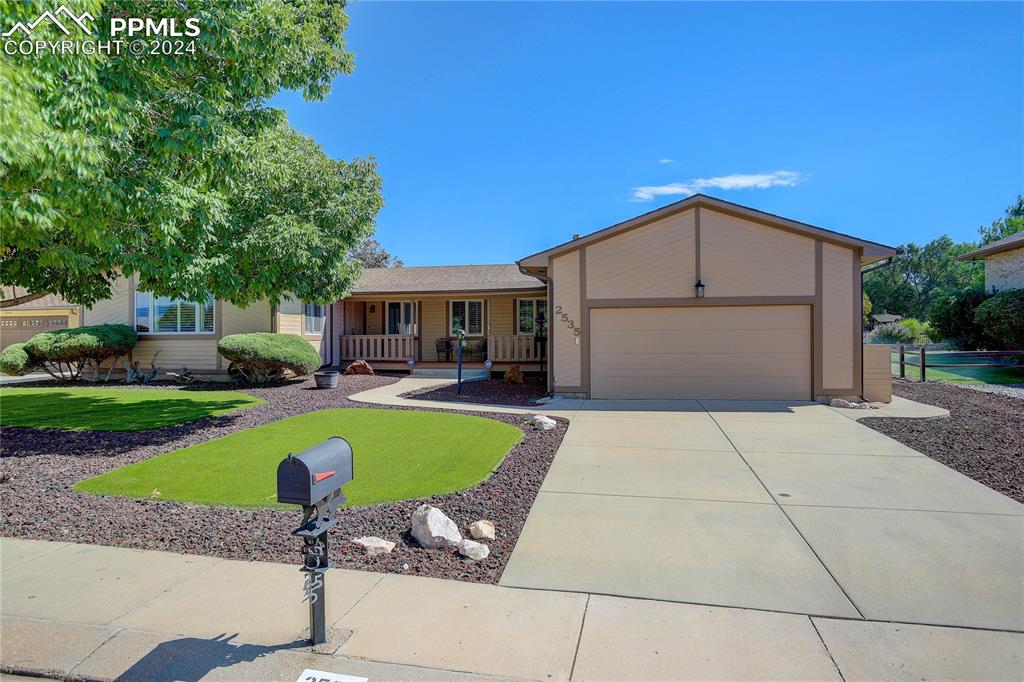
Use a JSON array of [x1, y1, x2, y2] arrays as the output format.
[[215, 300, 223, 370], [853, 247, 863, 397], [347, 287, 546, 298], [547, 257, 554, 394], [694, 206, 702, 282], [126, 274, 135, 323], [579, 246, 590, 396], [586, 296, 815, 308], [814, 240, 824, 396]]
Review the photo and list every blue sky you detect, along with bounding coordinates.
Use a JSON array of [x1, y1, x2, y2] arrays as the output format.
[[273, 1, 1023, 266]]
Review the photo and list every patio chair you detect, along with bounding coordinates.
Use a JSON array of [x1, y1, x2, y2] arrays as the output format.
[[434, 338, 451, 362]]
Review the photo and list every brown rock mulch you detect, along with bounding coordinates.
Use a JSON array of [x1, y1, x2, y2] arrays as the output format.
[[0, 376, 567, 584], [400, 376, 549, 407], [860, 380, 1024, 503]]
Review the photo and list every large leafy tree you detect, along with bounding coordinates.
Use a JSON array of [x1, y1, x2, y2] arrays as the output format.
[[1, 0, 382, 308], [978, 194, 1024, 245], [350, 238, 404, 268]]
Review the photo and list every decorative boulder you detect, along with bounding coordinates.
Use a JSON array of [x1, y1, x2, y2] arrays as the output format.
[[829, 398, 854, 409], [351, 536, 396, 557], [531, 414, 557, 431], [469, 520, 496, 541], [344, 359, 375, 375], [458, 539, 490, 561], [411, 505, 462, 549], [504, 365, 524, 384]]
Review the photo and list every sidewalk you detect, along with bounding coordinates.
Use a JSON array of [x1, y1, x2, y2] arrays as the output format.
[[2, 538, 1020, 681]]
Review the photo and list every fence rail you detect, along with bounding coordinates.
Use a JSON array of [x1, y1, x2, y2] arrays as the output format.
[[895, 346, 1024, 382], [340, 335, 417, 361]]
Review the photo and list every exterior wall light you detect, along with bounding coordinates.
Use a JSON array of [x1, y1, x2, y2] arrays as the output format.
[[484, 359, 493, 370], [695, 280, 705, 298]]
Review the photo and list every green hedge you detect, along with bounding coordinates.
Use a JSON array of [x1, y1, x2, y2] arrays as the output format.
[[974, 290, 1024, 350], [927, 288, 992, 350], [218, 333, 322, 384], [0, 343, 31, 376]]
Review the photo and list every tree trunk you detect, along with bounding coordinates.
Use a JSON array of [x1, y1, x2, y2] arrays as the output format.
[[0, 291, 50, 308]]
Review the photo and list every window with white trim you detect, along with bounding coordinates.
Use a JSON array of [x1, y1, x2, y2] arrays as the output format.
[[517, 298, 548, 335], [304, 302, 325, 335], [386, 301, 415, 335], [450, 299, 483, 336], [134, 292, 214, 333]]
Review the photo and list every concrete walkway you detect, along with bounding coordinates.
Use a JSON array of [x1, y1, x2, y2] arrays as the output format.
[[2, 538, 1021, 681]]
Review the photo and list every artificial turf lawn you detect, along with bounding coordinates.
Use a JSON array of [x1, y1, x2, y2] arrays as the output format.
[[0, 387, 263, 431], [75, 408, 524, 508]]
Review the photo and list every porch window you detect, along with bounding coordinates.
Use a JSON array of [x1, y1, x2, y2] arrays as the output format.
[[134, 292, 214, 334], [304, 302, 325, 335], [517, 298, 548, 335], [450, 299, 483, 336], [386, 301, 415, 335]]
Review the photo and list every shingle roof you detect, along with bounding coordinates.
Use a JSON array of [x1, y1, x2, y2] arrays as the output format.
[[1, 287, 76, 310], [352, 264, 545, 294], [958, 231, 1024, 260]]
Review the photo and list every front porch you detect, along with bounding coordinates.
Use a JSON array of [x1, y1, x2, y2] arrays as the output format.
[[339, 334, 546, 367]]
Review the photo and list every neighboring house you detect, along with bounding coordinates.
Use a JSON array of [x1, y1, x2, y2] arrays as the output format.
[[957, 231, 1024, 292], [79, 274, 332, 373], [870, 313, 903, 327], [0, 287, 80, 352]]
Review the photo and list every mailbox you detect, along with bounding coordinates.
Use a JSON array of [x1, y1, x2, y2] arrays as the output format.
[[277, 436, 353, 537]]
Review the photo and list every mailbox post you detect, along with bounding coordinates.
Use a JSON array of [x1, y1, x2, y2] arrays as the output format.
[[277, 437, 354, 645]]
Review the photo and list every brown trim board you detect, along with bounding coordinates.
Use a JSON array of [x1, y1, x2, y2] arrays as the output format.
[[814, 240, 824, 396], [694, 206, 701, 282], [579, 246, 589, 395], [853, 247, 863, 397], [586, 296, 814, 308], [546, 256, 554, 393]]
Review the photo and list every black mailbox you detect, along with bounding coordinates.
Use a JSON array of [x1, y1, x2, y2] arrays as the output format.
[[277, 436, 353, 537]]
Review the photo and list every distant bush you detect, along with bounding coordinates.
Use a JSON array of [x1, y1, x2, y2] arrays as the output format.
[[900, 318, 934, 344], [218, 333, 322, 384], [974, 290, 1024, 350], [19, 324, 138, 381], [865, 322, 916, 345], [927, 288, 992, 349], [0, 343, 31, 376]]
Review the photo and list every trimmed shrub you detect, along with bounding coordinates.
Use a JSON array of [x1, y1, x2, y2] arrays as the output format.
[[218, 333, 322, 384], [974, 290, 1024, 350], [20, 324, 138, 381], [865, 321, 916, 345], [927, 288, 992, 349], [0, 343, 32, 376], [900, 318, 934, 344]]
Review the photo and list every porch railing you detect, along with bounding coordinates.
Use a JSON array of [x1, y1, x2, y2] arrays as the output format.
[[340, 335, 417, 361], [488, 334, 542, 362]]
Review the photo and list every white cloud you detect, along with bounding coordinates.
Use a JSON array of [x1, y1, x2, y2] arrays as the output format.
[[657, 158, 677, 165], [631, 170, 806, 202]]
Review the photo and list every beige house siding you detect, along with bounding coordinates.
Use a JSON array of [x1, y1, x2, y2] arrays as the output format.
[[221, 300, 272, 336], [862, 344, 892, 403], [133, 338, 220, 370], [277, 297, 303, 336], [420, 299, 448, 352], [985, 249, 1024, 291], [81, 276, 132, 325], [585, 209, 695, 299], [700, 209, 815, 297], [821, 242, 855, 390], [552, 251, 582, 388], [489, 296, 515, 335]]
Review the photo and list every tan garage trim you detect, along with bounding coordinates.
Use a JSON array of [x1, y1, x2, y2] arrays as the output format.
[[590, 305, 812, 400], [588, 296, 815, 308]]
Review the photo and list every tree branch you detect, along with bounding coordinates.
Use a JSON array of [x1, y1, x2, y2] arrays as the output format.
[[0, 291, 50, 308]]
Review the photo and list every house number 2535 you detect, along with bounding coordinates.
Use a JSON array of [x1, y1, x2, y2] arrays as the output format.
[[554, 305, 582, 337]]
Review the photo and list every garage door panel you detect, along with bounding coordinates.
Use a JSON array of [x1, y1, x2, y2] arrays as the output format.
[[591, 306, 811, 400]]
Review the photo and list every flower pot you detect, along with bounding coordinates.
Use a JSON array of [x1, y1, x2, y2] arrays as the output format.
[[313, 370, 339, 389]]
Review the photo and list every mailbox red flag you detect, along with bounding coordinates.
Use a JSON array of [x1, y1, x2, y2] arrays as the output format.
[[314, 471, 335, 483]]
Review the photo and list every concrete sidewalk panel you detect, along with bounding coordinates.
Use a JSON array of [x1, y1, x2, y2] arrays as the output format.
[[700, 400, 849, 423], [338, 573, 587, 680], [747, 452, 1024, 515], [577, 399, 707, 417], [0, 543, 219, 624], [500, 492, 859, 617], [573, 596, 840, 681], [0, 537, 67, 573], [114, 560, 382, 646], [717, 419, 924, 456], [541, 444, 772, 503], [787, 506, 1024, 630], [0, 616, 116, 678], [813, 617, 1024, 681], [563, 415, 732, 450]]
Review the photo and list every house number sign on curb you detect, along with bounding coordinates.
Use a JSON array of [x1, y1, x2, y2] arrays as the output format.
[[555, 305, 582, 337], [294, 669, 367, 682]]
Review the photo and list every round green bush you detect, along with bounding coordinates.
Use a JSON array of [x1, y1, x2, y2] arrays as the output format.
[[23, 324, 138, 365], [0, 343, 32, 376], [218, 333, 322, 383], [865, 321, 916, 345], [974, 290, 1024, 350]]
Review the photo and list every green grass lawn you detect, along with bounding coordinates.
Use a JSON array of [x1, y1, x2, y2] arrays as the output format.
[[0, 387, 263, 431], [891, 352, 1024, 385], [75, 408, 524, 508]]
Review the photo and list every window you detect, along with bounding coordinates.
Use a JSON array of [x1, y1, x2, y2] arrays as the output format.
[[134, 292, 214, 333], [517, 298, 548, 335], [304, 302, 325, 335], [450, 299, 483, 336], [386, 301, 415, 335]]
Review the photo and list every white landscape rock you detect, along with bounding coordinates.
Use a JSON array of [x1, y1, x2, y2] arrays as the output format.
[[411, 504, 462, 549], [468, 520, 496, 541], [458, 539, 490, 561], [351, 536, 395, 557], [531, 414, 557, 431]]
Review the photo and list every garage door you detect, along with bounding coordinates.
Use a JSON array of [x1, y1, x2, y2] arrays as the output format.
[[0, 315, 69, 351], [590, 305, 811, 400]]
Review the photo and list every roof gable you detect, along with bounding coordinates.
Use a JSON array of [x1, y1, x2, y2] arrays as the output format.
[[957, 231, 1024, 260]]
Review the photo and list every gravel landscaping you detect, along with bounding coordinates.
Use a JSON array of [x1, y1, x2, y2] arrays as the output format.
[[400, 375, 548, 406], [861, 380, 1024, 503], [0, 375, 567, 583]]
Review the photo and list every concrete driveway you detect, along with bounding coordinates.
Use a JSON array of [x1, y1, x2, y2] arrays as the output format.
[[500, 399, 1024, 631]]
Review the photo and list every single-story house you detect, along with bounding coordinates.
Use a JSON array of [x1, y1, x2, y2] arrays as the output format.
[[956, 231, 1024, 292], [76, 194, 898, 401], [870, 313, 903, 326], [0, 287, 80, 352]]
